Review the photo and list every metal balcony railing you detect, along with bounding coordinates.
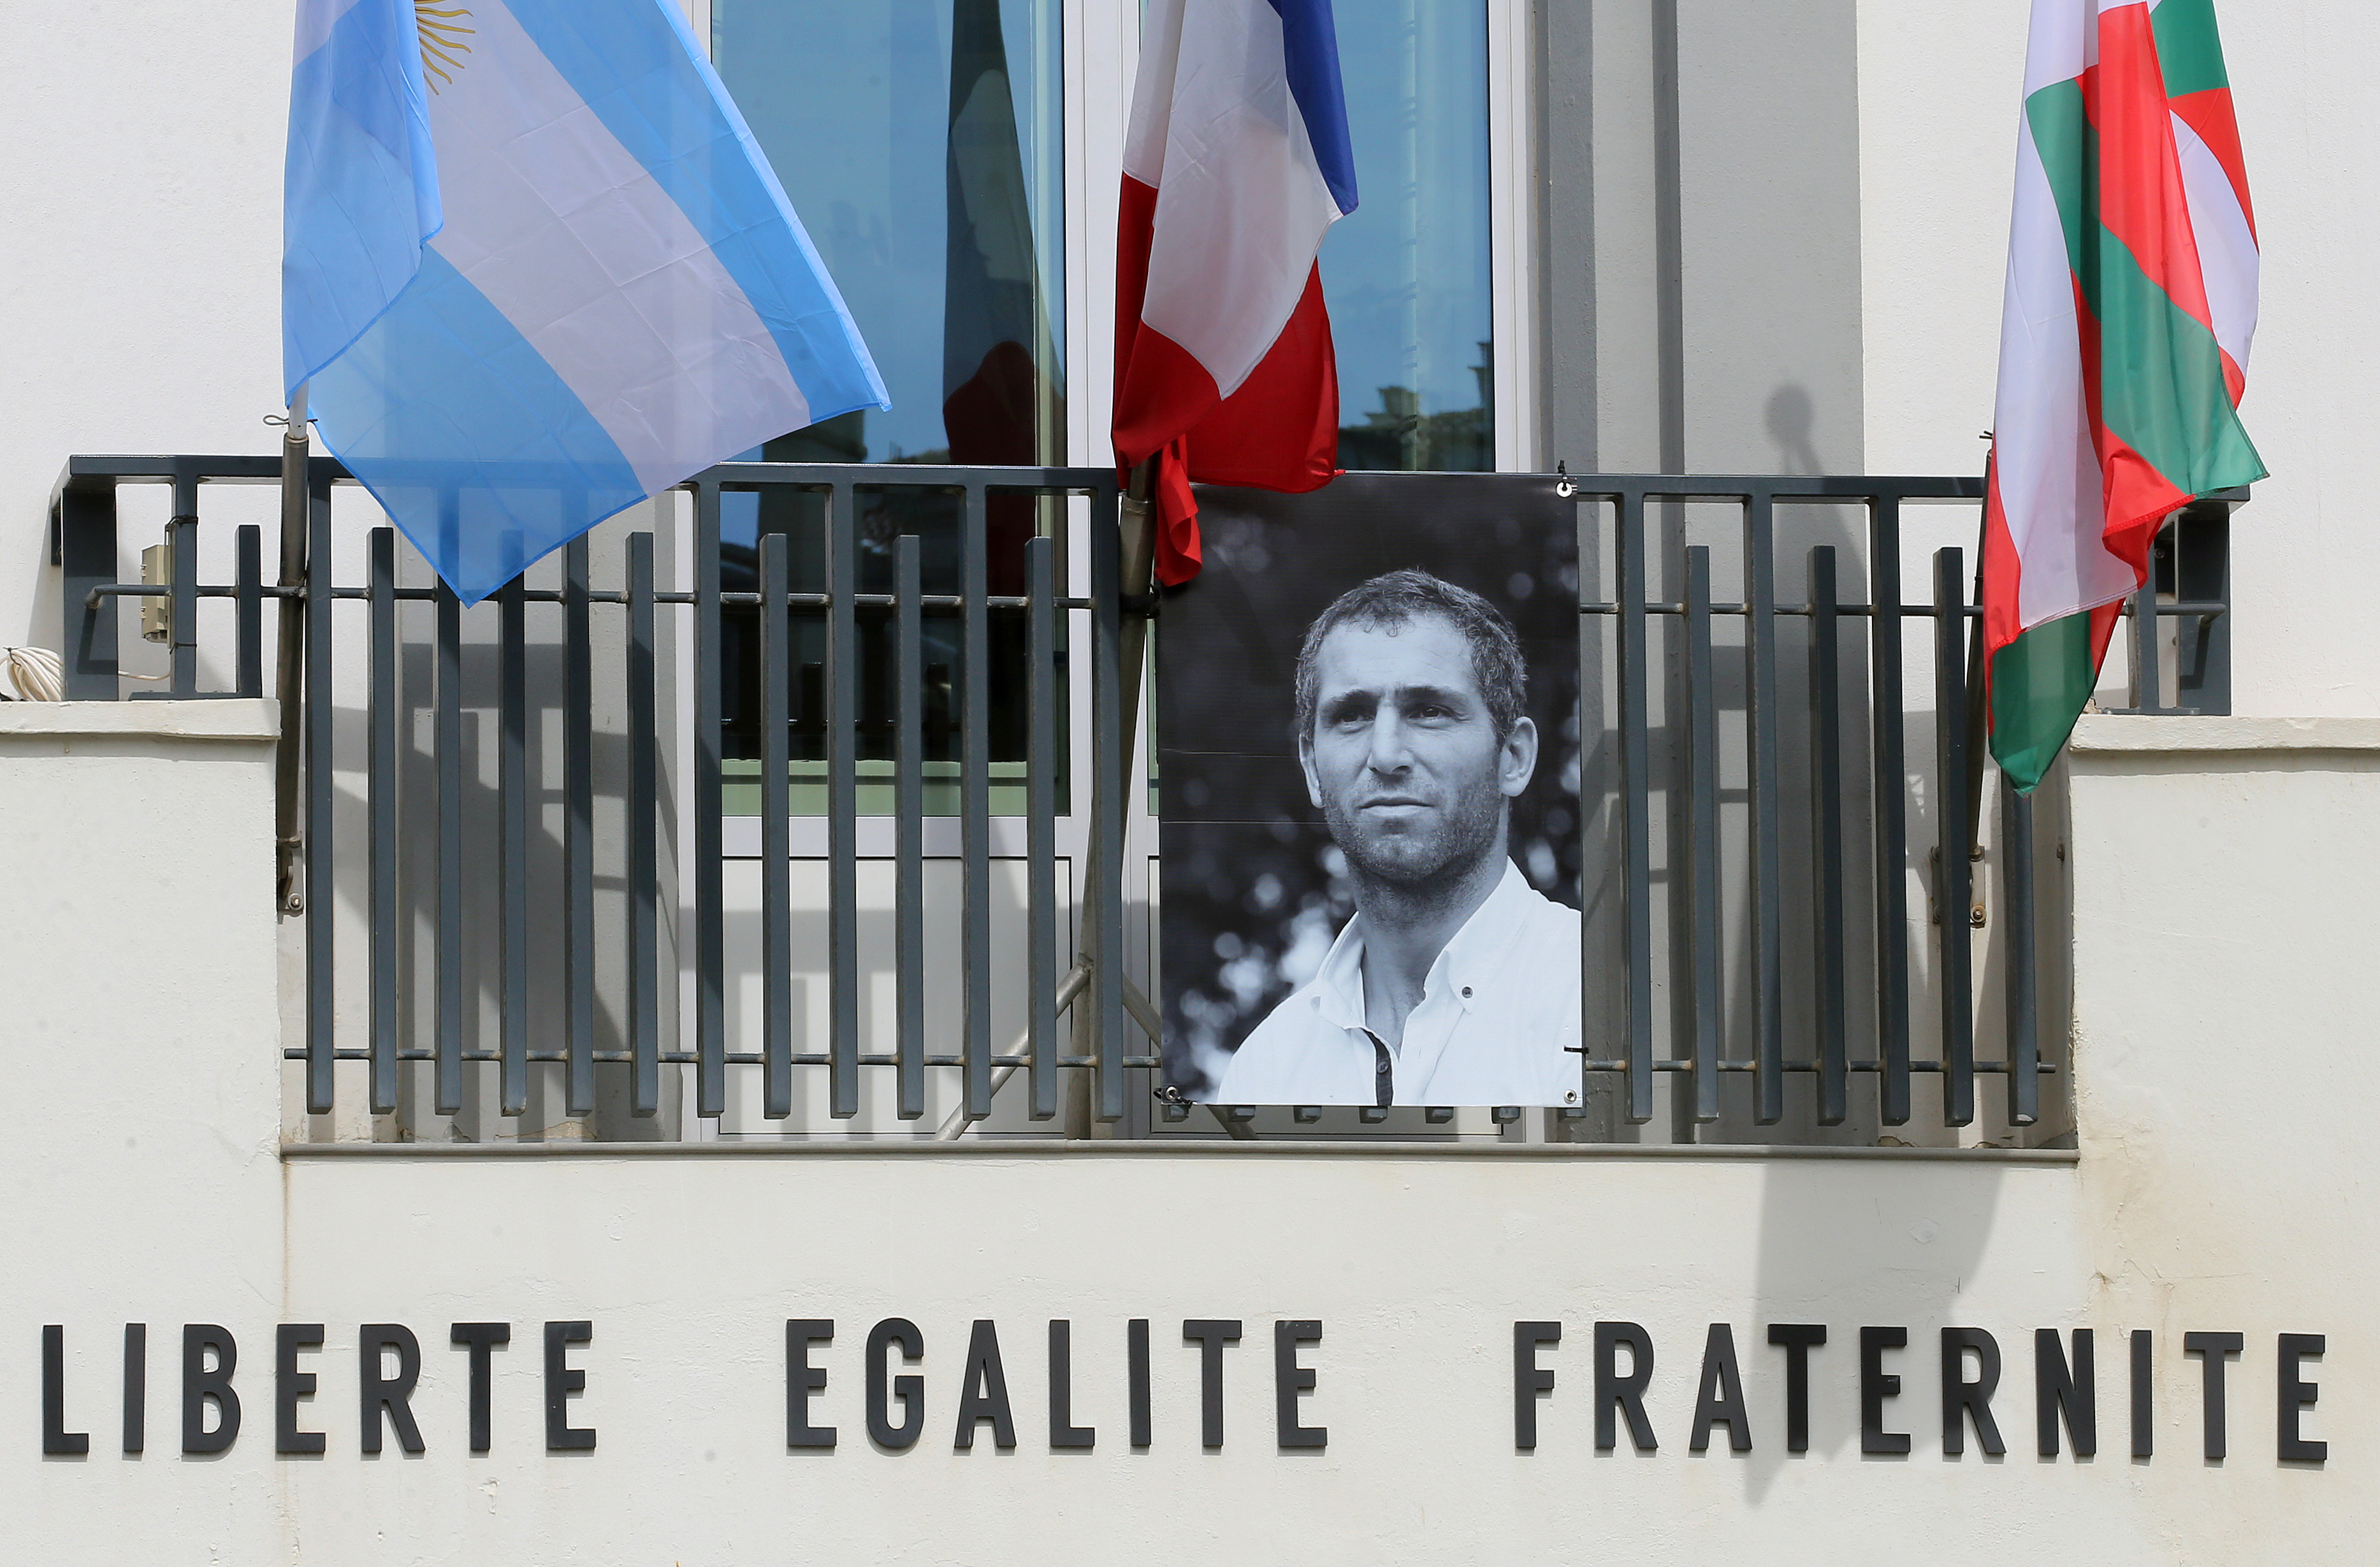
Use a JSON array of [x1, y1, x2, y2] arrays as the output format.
[[48, 454, 2237, 1143]]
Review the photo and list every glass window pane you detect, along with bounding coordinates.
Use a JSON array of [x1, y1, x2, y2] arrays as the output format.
[[709, 1, 1068, 815], [1323, 0, 1493, 472], [713, 0, 1066, 467]]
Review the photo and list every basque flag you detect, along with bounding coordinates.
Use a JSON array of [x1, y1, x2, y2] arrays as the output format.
[[1112, 0, 1358, 585], [1980, 0, 2262, 788], [284, 0, 887, 603]]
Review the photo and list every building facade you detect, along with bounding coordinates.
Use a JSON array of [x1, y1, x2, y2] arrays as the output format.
[[2, 0, 2375, 1559]]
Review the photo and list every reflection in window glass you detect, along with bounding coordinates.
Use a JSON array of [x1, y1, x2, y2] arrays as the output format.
[[713, 0, 1065, 468], [1323, 0, 1493, 472], [710, 0, 1069, 814]]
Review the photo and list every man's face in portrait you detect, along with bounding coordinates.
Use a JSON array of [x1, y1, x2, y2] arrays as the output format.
[[1298, 612, 1538, 888]]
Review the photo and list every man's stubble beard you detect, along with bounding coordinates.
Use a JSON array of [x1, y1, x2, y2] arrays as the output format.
[[1323, 778, 1508, 910]]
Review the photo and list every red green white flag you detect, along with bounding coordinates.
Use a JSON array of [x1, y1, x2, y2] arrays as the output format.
[[1982, 0, 2263, 790]]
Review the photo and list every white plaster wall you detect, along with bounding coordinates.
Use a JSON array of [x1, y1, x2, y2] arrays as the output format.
[[1, 2, 286, 653], [1857, 2, 2380, 715], [3, 705, 2374, 1563], [0, 702, 285, 1557]]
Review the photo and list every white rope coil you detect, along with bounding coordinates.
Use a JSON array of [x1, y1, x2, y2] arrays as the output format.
[[0, 646, 64, 702]]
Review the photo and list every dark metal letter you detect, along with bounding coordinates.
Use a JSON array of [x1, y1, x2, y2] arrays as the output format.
[[1768, 1324, 1827, 1454], [42, 1326, 87, 1456], [953, 1320, 1016, 1450], [2277, 1334, 2326, 1463], [359, 1325, 424, 1455], [2035, 1328, 2096, 1458], [1182, 1320, 1242, 1449], [543, 1322, 595, 1452], [1690, 1324, 1751, 1454], [2131, 1329, 2152, 1459], [1128, 1319, 1151, 1448], [1514, 1322, 1561, 1451], [2184, 1331, 2242, 1461], [1594, 1322, 1657, 1452], [1940, 1328, 2005, 1457], [1860, 1327, 1910, 1455], [866, 1318, 924, 1450], [275, 1324, 325, 1455], [450, 1323, 510, 1453], [122, 1324, 145, 1455], [1047, 1320, 1093, 1450], [182, 1325, 240, 1454], [787, 1320, 836, 1450], [1274, 1321, 1325, 1450]]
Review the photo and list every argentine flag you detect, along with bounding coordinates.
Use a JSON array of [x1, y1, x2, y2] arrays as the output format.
[[284, 0, 888, 603]]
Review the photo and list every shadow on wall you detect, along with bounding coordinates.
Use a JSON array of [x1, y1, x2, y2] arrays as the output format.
[[1741, 1159, 2006, 1499], [1766, 384, 1824, 478]]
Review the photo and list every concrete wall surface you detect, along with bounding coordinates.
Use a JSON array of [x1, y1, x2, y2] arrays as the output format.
[[0, 704, 2370, 1561], [0, 701, 286, 1557], [1858, 1, 2380, 714]]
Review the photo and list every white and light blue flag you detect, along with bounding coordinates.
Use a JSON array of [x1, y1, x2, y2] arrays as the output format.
[[284, 0, 888, 603]]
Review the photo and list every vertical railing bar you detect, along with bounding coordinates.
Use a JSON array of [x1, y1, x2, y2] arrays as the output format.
[[1567, 489, 1591, 1126], [1614, 491, 1655, 1125], [1808, 545, 1849, 1125], [961, 484, 994, 1122], [2002, 783, 2040, 1126], [59, 481, 120, 699], [168, 468, 198, 697], [2199, 504, 2232, 714], [1743, 492, 1784, 1125], [234, 524, 263, 698], [760, 529, 794, 1119], [1026, 531, 1059, 1121], [827, 482, 860, 1118], [1868, 496, 1912, 1125], [1962, 558, 1991, 860], [499, 566, 530, 1118], [1091, 482, 1127, 1122], [2133, 522, 2163, 710], [694, 483, 727, 1120], [434, 577, 465, 1117], [1683, 545, 1722, 1125], [1933, 547, 1975, 1127], [894, 532, 927, 1120], [367, 526, 400, 1116], [625, 533, 660, 1117], [303, 473, 336, 1115], [563, 537, 597, 1118]]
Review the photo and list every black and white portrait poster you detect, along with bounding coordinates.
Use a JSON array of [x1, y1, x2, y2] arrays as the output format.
[[1159, 474, 1584, 1107]]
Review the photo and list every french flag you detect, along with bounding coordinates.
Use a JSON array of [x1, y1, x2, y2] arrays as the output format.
[[1112, 0, 1358, 585]]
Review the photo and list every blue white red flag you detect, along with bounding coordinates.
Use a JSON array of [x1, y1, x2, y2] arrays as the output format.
[[284, 0, 887, 603], [1112, 0, 1358, 584]]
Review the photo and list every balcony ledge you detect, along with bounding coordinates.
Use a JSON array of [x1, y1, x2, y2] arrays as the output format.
[[0, 696, 277, 743], [2070, 712, 2380, 755]]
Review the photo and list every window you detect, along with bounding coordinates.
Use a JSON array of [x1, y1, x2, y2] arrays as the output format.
[[1322, 0, 1495, 472], [713, 0, 1065, 469], [711, 0, 1069, 812]]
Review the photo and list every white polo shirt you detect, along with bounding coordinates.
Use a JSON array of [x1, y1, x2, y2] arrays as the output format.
[[1212, 862, 1584, 1108]]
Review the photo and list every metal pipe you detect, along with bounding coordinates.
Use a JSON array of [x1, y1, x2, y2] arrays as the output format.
[[274, 385, 309, 912]]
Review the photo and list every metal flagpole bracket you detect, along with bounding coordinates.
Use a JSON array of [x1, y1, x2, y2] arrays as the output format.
[[274, 384, 312, 914]]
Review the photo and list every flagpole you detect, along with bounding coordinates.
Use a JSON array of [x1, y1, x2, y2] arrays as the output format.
[[1115, 456, 1159, 742], [274, 382, 310, 912], [1964, 547, 1989, 862], [1059, 458, 1159, 1134]]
